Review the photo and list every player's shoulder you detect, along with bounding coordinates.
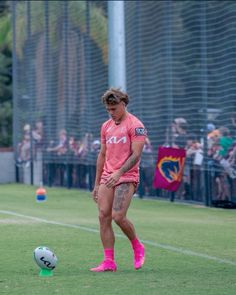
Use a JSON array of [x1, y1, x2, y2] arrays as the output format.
[[126, 113, 147, 136], [127, 113, 145, 127], [101, 118, 113, 130]]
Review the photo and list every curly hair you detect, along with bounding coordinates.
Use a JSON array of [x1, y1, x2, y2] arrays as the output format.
[[101, 88, 129, 106]]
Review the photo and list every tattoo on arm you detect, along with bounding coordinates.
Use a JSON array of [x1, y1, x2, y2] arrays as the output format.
[[113, 184, 129, 211], [119, 154, 139, 174]]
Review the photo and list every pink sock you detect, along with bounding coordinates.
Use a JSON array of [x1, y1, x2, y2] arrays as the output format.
[[131, 238, 142, 250], [104, 248, 114, 261]]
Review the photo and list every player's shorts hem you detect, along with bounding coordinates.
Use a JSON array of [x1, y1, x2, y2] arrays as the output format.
[[115, 181, 138, 190], [100, 179, 139, 193]]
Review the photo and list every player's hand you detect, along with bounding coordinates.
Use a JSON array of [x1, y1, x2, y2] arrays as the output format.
[[92, 185, 99, 203], [105, 171, 122, 188]]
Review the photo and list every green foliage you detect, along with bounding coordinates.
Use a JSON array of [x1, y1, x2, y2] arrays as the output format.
[[69, 1, 108, 63], [0, 51, 11, 99], [0, 184, 236, 295], [0, 101, 12, 146], [0, 0, 10, 17], [0, 13, 12, 50], [15, 1, 108, 62], [0, 1, 12, 147]]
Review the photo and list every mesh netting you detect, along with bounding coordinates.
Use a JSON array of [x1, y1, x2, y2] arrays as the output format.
[[13, 0, 108, 187], [13, 1, 236, 205], [125, 1, 236, 204]]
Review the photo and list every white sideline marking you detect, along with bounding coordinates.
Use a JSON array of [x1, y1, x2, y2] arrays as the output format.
[[1, 210, 236, 267]]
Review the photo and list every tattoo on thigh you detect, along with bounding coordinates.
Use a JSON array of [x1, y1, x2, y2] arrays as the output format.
[[113, 183, 130, 212]]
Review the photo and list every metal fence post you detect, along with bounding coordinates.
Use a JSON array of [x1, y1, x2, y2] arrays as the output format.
[[26, 0, 34, 185], [12, 0, 19, 182], [164, 0, 173, 146], [108, 0, 126, 90]]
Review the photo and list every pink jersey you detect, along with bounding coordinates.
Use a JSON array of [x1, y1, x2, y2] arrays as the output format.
[[100, 113, 147, 185]]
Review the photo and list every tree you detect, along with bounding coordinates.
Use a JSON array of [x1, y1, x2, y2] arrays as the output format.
[[0, 0, 12, 147]]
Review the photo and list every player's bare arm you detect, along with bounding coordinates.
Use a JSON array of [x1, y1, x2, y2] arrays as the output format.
[[93, 143, 106, 202], [105, 141, 145, 188]]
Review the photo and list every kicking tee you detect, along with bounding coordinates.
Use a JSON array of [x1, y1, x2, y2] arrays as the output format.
[[100, 112, 147, 185]]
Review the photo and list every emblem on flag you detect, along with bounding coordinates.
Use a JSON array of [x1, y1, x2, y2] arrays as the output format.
[[153, 146, 186, 192]]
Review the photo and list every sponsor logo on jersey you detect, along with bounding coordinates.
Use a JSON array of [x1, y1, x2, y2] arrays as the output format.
[[106, 136, 127, 144]]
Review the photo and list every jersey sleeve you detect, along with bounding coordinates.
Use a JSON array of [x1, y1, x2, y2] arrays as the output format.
[[129, 120, 147, 142]]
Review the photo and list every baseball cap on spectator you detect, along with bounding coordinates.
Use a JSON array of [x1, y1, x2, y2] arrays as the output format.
[[93, 140, 100, 145], [174, 118, 187, 124], [207, 123, 215, 132], [23, 124, 31, 132]]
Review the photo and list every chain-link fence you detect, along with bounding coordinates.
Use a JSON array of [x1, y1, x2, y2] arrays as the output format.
[[13, 0, 108, 187], [13, 1, 236, 207]]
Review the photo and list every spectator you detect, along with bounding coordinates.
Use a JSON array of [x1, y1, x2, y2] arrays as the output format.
[[76, 133, 93, 189], [68, 136, 78, 155], [208, 126, 235, 200], [77, 133, 92, 159], [211, 126, 235, 177], [218, 127, 234, 158], [32, 120, 44, 159], [138, 137, 155, 198], [172, 119, 188, 149], [228, 142, 236, 166], [186, 134, 203, 200], [207, 123, 220, 150], [45, 128, 68, 187], [17, 124, 31, 166], [230, 112, 236, 138], [186, 134, 203, 166], [165, 117, 187, 146], [46, 128, 68, 155], [88, 139, 101, 191], [32, 121, 43, 145]]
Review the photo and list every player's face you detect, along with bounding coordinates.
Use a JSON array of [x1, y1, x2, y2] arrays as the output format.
[[105, 102, 126, 122]]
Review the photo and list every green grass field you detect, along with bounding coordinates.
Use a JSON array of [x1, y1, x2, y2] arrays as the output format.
[[0, 184, 235, 295]]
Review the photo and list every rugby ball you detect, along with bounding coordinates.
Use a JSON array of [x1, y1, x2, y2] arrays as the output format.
[[33, 246, 57, 270]]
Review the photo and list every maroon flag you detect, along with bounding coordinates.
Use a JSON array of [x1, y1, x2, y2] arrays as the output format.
[[153, 146, 186, 192]]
